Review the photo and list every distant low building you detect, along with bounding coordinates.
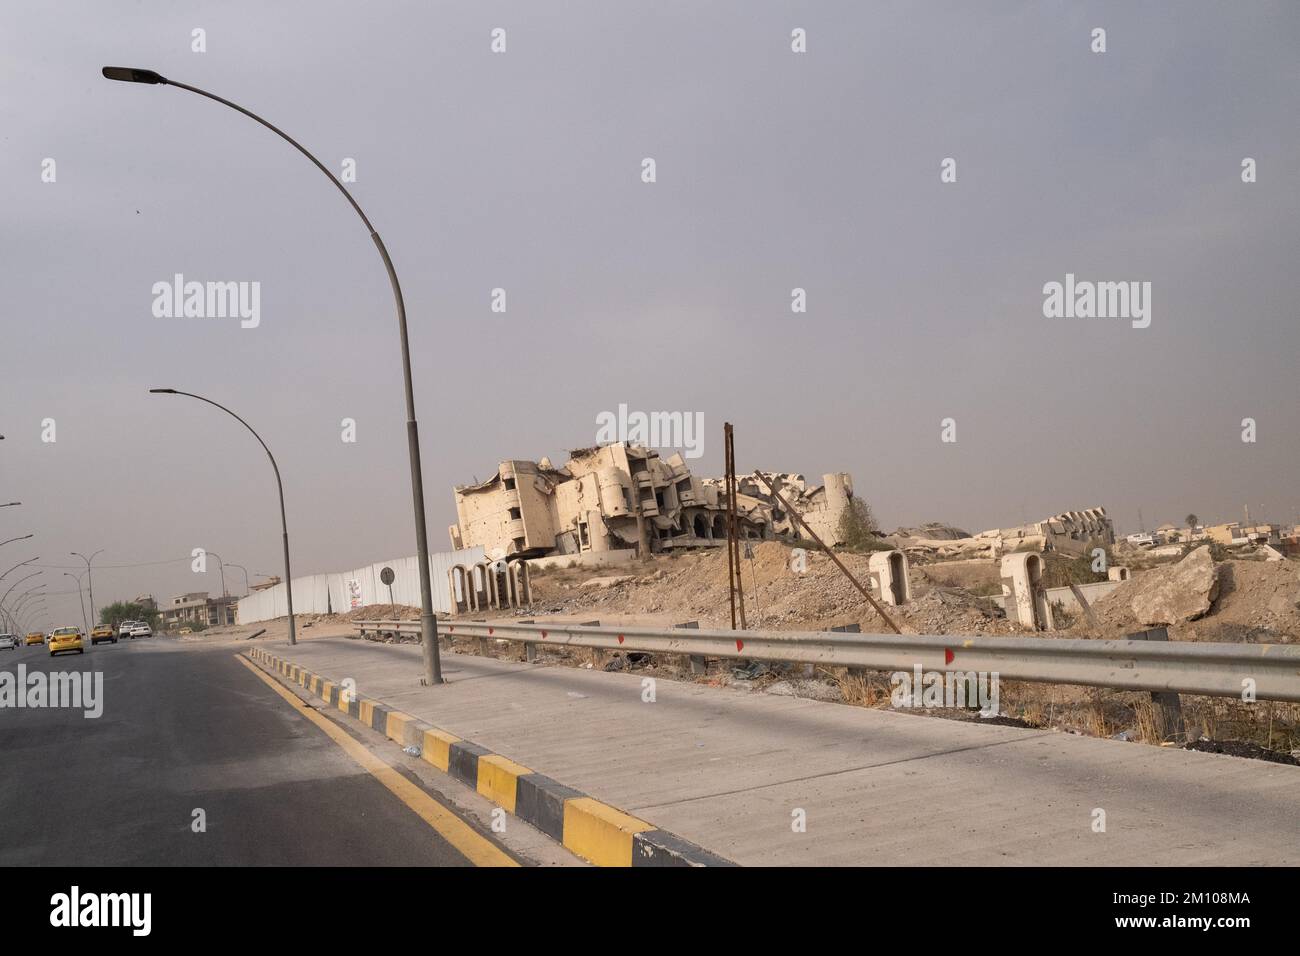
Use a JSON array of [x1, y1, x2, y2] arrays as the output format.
[[162, 591, 237, 628]]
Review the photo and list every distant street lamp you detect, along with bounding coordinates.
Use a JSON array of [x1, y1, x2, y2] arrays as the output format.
[[11, 587, 46, 619], [0, 571, 43, 628], [71, 549, 104, 624], [0, 503, 19, 509], [0, 556, 39, 581], [105, 66, 442, 682], [203, 550, 229, 598], [148, 389, 296, 644], [63, 571, 89, 633], [226, 562, 251, 597], [0, 534, 34, 549]]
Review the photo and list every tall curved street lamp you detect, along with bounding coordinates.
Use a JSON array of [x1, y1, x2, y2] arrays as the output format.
[[0, 534, 34, 549], [105, 67, 442, 682], [149, 390, 296, 644], [71, 549, 104, 624]]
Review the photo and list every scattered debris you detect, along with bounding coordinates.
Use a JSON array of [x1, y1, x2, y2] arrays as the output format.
[[1183, 738, 1300, 766]]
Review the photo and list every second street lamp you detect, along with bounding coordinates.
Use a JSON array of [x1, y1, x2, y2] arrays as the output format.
[[71, 549, 104, 625], [149, 390, 296, 644], [63, 572, 89, 633], [105, 66, 443, 683], [226, 562, 251, 597]]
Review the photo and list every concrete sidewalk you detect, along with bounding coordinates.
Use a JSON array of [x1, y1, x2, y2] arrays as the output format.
[[253, 636, 1300, 866]]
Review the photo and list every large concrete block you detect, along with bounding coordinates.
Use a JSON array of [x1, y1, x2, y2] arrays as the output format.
[[999, 552, 1054, 630], [867, 549, 912, 606]]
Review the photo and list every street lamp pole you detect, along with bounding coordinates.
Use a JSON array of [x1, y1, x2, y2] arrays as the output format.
[[71, 549, 104, 624], [203, 550, 228, 598], [0, 556, 40, 582], [63, 572, 89, 633], [226, 562, 251, 597], [104, 66, 442, 683], [148, 390, 296, 644], [0, 534, 34, 549]]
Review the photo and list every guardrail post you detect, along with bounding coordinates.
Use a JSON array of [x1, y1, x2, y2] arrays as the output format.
[[580, 620, 603, 667], [1126, 627, 1188, 743], [675, 621, 705, 674], [517, 620, 537, 662], [831, 623, 862, 679]]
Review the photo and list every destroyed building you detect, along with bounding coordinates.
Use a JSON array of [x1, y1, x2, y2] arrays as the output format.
[[448, 441, 859, 562], [889, 507, 1115, 559]]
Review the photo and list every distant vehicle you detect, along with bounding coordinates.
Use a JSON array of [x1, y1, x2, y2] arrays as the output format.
[[90, 624, 117, 645], [1125, 533, 1156, 547], [48, 626, 85, 657], [124, 621, 153, 639], [177, 627, 193, 635], [0, 634, 15, 651], [25, 631, 44, 646]]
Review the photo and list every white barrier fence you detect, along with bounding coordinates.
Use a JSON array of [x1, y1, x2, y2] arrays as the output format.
[[236, 546, 486, 624]]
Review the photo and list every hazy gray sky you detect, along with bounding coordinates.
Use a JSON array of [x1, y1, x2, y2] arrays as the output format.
[[3, 1, 1298, 630]]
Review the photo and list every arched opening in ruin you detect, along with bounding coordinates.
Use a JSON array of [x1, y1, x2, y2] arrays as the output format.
[[888, 551, 906, 604], [1026, 553, 1048, 629]]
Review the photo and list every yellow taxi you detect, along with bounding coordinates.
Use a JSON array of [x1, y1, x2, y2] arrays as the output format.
[[48, 626, 85, 657], [25, 631, 44, 646], [90, 624, 117, 645]]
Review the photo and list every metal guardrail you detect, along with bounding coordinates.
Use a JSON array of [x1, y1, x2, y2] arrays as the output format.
[[352, 619, 1300, 703]]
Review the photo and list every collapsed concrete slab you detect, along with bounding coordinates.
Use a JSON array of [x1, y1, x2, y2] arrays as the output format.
[[1129, 546, 1221, 626], [891, 507, 1115, 559]]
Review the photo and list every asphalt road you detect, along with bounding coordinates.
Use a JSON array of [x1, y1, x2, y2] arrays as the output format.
[[0, 637, 509, 865]]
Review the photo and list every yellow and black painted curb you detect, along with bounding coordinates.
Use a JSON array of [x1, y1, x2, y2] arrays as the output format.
[[246, 647, 734, 868]]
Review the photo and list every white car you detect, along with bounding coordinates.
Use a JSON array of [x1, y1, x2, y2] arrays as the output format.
[[0, 634, 16, 651], [126, 621, 153, 639]]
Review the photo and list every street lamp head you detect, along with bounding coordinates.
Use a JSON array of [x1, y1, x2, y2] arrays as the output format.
[[102, 67, 167, 85], [149, 388, 178, 395]]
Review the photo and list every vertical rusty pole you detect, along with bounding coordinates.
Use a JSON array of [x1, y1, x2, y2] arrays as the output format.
[[724, 423, 747, 629]]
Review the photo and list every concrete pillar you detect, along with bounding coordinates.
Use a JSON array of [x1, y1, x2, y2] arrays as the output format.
[[867, 549, 912, 605], [1000, 552, 1054, 630]]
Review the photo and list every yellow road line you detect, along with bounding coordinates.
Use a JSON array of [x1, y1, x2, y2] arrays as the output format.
[[235, 654, 518, 868]]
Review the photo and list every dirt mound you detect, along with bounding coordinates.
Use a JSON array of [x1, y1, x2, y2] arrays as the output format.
[[529, 541, 1023, 636]]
